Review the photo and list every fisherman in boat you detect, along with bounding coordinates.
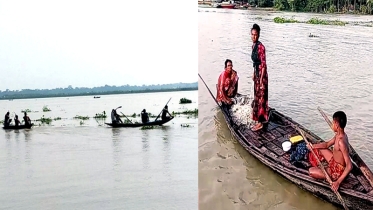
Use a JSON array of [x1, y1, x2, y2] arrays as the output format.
[[141, 109, 149, 124], [250, 23, 269, 132], [161, 105, 172, 121], [4, 112, 12, 126], [307, 111, 353, 191], [14, 115, 21, 126], [111, 108, 123, 124], [23, 112, 31, 126], [216, 59, 239, 106]]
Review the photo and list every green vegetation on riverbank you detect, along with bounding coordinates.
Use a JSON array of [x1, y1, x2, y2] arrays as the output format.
[[217, 0, 373, 15], [273, 0, 372, 14], [274, 16, 347, 25], [0, 82, 198, 100]]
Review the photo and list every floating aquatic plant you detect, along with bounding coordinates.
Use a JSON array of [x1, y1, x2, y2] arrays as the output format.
[[172, 108, 198, 116], [140, 126, 154, 130], [42, 106, 51, 112], [306, 17, 346, 26], [274, 16, 298, 23], [73, 115, 90, 120], [179, 98, 192, 104], [93, 111, 107, 119], [35, 115, 52, 124], [273, 16, 346, 26]]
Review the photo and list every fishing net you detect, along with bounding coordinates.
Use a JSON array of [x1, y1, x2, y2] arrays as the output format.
[[230, 85, 256, 127]]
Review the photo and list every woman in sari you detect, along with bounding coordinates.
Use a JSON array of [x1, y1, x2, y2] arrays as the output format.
[[216, 59, 239, 105], [250, 24, 269, 131]]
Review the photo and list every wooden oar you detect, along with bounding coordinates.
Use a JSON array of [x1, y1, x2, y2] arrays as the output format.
[[154, 97, 172, 121], [317, 106, 373, 189], [198, 73, 221, 108], [295, 126, 349, 210], [120, 112, 133, 124]]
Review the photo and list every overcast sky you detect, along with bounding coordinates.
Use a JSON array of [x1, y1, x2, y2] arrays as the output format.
[[0, 0, 196, 91]]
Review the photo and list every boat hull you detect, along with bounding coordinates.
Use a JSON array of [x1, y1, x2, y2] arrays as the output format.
[[3, 123, 34, 130], [220, 4, 235, 9], [215, 94, 373, 210], [105, 116, 174, 128]]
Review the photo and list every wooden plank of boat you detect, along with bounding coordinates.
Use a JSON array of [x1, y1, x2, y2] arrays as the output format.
[[2, 123, 34, 130], [105, 116, 174, 128], [214, 94, 373, 210]]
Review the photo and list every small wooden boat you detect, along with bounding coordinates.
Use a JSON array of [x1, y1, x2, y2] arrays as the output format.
[[208, 92, 373, 209], [105, 116, 174, 128], [220, 1, 236, 9], [3, 123, 34, 130]]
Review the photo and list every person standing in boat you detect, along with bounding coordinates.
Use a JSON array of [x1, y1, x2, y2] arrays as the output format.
[[216, 59, 239, 105], [250, 23, 269, 132], [141, 109, 149, 124], [307, 111, 353, 191], [4, 112, 12, 126], [23, 112, 31, 126], [161, 105, 172, 121]]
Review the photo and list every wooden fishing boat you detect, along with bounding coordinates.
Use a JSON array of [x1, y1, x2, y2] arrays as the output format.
[[105, 116, 174, 128], [3, 123, 34, 130], [220, 1, 236, 9], [205, 88, 373, 209], [217, 94, 373, 209]]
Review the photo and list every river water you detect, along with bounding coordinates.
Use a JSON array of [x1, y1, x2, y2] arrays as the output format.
[[0, 90, 197, 210], [198, 7, 373, 210]]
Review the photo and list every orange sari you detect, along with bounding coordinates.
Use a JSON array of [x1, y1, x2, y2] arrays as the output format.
[[217, 69, 239, 104]]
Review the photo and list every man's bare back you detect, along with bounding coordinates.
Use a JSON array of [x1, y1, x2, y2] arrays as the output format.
[[332, 133, 349, 167]]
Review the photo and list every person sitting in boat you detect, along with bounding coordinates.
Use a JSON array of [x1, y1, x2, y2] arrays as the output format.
[[14, 115, 21, 126], [111, 108, 123, 124], [216, 59, 239, 106], [161, 105, 172, 121], [4, 112, 12, 126], [23, 112, 31, 126], [306, 111, 353, 191], [141, 109, 149, 124]]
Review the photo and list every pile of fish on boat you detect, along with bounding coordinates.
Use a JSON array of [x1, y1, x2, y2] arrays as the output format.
[[218, 93, 373, 210]]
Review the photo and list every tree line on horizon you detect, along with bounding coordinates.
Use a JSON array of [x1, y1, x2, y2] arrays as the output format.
[[274, 0, 372, 14], [0, 82, 198, 99], [241, 0, 372, 14]]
